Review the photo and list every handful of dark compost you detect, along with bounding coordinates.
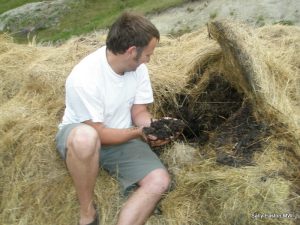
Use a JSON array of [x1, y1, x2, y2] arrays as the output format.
[[143, 118, 185, 140]]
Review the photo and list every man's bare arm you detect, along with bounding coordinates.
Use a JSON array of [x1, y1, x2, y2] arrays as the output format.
[[84, 104, 170, 146], [84, 120, 142, 146], [131, 104, 152, 127]]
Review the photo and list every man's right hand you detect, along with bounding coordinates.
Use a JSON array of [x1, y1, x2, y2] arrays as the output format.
[[140, 129, 171, 147]]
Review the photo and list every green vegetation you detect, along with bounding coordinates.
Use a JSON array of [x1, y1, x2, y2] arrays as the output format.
[[0, 0, 184, 43], [209, 11, 218, 20], [274, 20, 294, 26], [169, 25, 192, 37], [256, 15, 265, 26], [0, 0, 40, 14], [186, 7, 194, 13]]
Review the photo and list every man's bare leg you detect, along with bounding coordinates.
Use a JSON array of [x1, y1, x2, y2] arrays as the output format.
[[66, 125, 100, 225], [116, 169, 170, 225]]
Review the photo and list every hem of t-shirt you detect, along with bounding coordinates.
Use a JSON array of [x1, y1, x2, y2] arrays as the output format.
[[58, 117, 103, 130], [134, 99, 154, 104], [77, 114, 103, 123]]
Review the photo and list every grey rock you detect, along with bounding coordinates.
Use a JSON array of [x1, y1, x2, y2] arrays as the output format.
[[0, 0, 79, 35]]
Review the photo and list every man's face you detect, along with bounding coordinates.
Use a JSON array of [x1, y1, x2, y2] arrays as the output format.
[[126, 38, 158, 72]]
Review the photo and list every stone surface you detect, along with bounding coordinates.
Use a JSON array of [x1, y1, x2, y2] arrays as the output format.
[[0, 0, 78, 35], [149, 0, 300, 35], [0, 0, 299, 38]]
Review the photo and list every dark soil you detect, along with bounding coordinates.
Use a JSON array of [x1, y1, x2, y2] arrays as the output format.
[[143, 118, 185, 140], [211, 101, 270, 167], [160, 73, 244, 145], [155, 73, 271, 166]]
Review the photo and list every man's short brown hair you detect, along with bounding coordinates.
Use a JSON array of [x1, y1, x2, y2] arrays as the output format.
[[106, 12, 160, 54]]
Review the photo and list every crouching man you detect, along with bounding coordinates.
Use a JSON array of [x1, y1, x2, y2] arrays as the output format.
[[55, 12, 172, 225]]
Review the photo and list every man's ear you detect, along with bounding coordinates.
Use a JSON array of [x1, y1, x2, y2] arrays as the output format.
[[126, 46, 137, 55]]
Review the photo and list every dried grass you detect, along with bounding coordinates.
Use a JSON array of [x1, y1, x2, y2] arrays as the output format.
[[1, 21, 299, 225]]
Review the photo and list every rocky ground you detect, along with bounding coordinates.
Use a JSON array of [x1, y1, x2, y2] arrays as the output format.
[[150, 0, 300, 35], [0, 0, 299, 39], [0, 0, 77, 35]]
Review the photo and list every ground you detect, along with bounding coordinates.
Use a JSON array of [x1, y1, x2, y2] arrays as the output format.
[[1, 0, 299, 40], [149, 0, 300, 35]]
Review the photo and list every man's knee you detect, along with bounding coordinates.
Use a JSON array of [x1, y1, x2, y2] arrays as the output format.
[[139, 169, 171, 194], [67, 124, 100, 160]]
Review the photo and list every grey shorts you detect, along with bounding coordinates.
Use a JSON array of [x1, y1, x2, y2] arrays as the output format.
[[55, 123, 166, 193]]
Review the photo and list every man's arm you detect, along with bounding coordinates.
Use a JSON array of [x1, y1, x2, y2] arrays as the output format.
[[84, 120, 142, 146], [131, 104, 152, 127], [84, 104, 169, 146], [83, 104, 150, 146]]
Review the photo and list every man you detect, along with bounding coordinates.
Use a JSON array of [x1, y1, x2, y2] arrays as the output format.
[[55, 12, 172, 225]]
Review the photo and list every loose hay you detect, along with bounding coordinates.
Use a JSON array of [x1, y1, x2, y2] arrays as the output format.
[[162, 160, 294, 225], [0, 20, 299, 225]]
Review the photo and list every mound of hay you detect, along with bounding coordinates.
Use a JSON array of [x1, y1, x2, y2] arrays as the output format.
[[1, 20, 299, 225]]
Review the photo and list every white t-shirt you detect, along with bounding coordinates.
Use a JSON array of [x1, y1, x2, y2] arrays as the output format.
[[59, 46, 153, 129]]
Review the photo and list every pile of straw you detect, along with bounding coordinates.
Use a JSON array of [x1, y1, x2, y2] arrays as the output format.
[[1, 20, 299, 225]]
